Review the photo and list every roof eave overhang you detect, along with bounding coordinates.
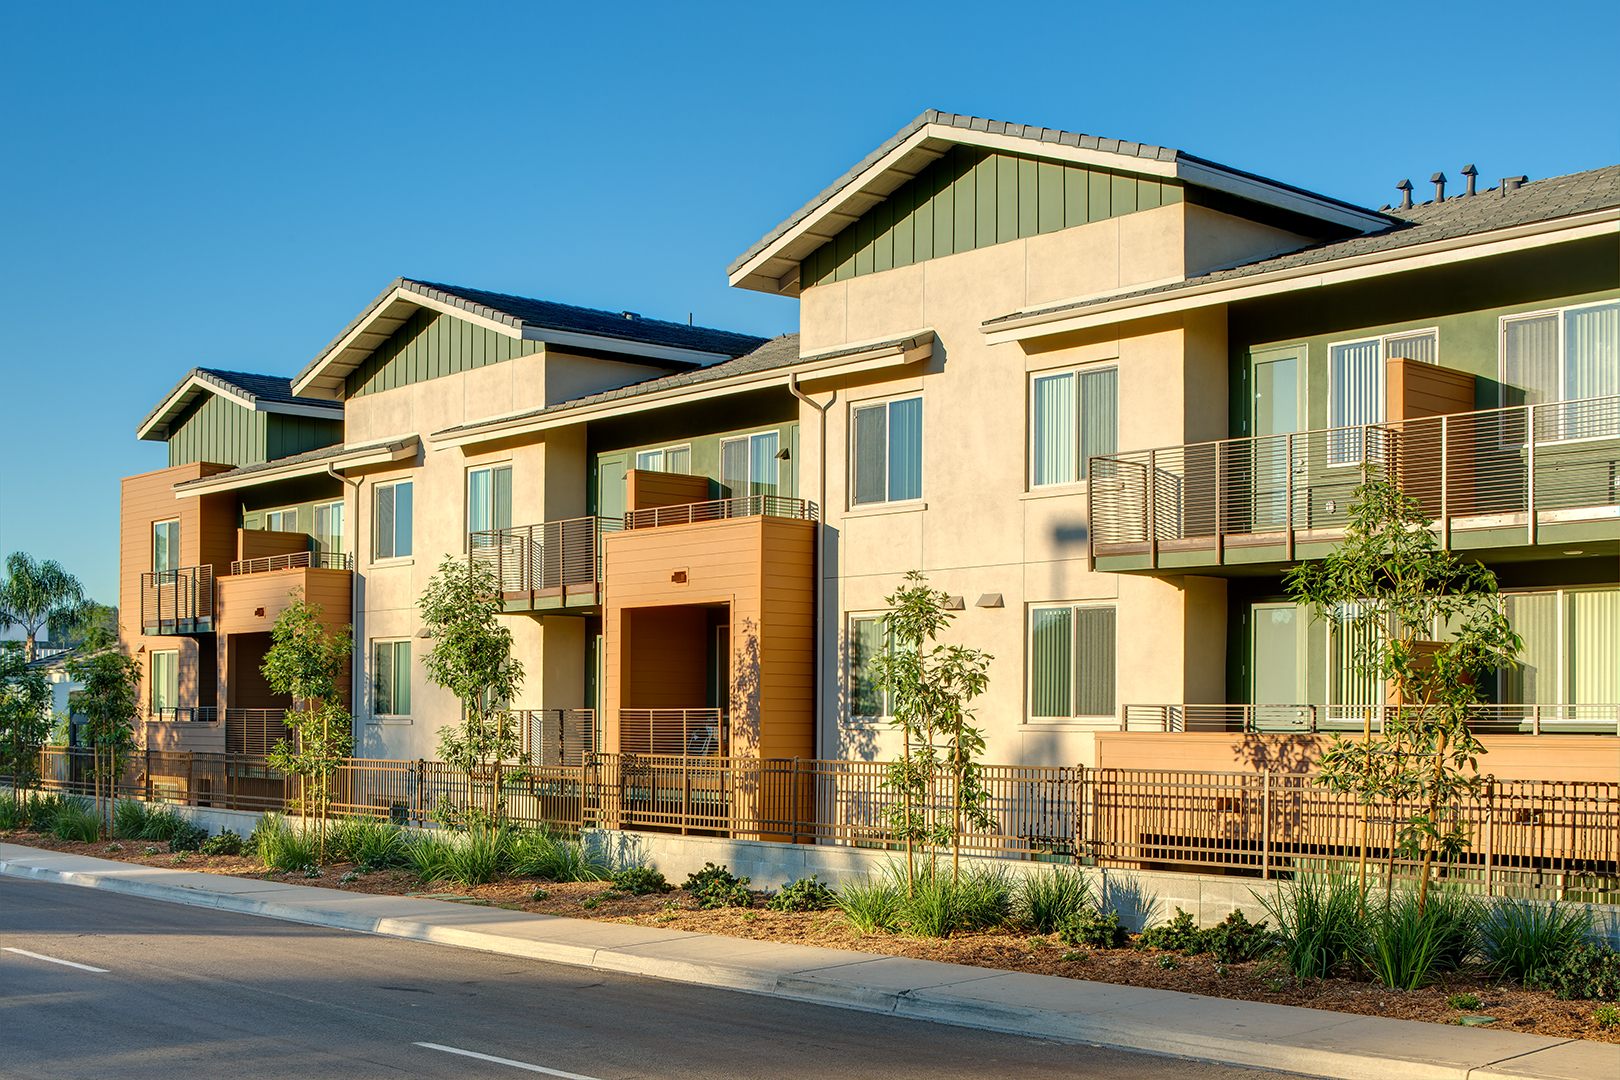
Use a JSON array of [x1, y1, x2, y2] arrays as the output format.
[[982, 210, 1620, 345], [429, 331, 934, 450], [136, 375, 342, 441], [170, 438, 419, 499], [291, 282, 735, 400], [726, 123, 1388, 296]]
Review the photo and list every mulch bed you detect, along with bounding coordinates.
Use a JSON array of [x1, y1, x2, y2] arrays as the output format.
[[7, 829, 1615, 1043]]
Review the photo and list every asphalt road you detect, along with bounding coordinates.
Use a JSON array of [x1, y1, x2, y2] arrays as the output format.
[[1, 877, 1309, 1079]]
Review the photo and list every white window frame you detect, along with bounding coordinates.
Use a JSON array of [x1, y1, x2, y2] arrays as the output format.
[[1028, 363, 1118, 489], [1495, 585, 1618, 708], [373, 479, 413, 561], [846, 613, 893, 723], [371, 638, 413, 720], [263, 506, 299, 532], [719, 430, 781, 499], [151, 650, 179, 717], [634, 444, 692, 474], [1499, 300, 1619, 444], [1325, 327, 1439, 467], [849, 394, 924, 508], [1026, 602, 1117, 722], [152, 519, 180, 573], [466, 463, 513, 544], [313, 500, 344, 559]]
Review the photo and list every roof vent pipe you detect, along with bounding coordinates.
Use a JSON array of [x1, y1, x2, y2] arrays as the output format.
[[1395, 179, 1414, 210], [1461, 164, 1478, 196], [1430, 172, 1447, 202], [1502, 175, 1528, 195]]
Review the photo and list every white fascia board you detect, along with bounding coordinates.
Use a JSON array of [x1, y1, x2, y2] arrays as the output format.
[[984, 211, 1620, 345], [1174, 159, 1390, 232], [135, 376, 253, 440], [253, 400, 344, 421], [429, 334, 934, 449], [519, 325, 731, 367], [171, 439, 419, 499]]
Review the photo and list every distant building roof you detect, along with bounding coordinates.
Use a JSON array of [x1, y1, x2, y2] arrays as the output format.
[[137, 367, 343, 441]]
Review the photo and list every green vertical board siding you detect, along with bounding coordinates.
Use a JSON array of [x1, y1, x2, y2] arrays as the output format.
[[266, 415, 343, 463], [801, 145, 1183, 288], [167, 395, 266, 467], [344, 308, 542, 399]]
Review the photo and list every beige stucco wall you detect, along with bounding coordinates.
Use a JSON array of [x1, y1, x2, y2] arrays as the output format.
[[796, 200, 1295, 764]]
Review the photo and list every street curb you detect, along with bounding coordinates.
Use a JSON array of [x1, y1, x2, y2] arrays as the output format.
[[3, 851, 1608, 1080]]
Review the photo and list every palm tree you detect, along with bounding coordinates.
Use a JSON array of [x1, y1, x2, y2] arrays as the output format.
[[0, 553, 86, 661]]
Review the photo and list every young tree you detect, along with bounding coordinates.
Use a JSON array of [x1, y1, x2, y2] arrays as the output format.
[[418, 557, 525, 827], [869, 571, 994, 889], [262, 590, 354, 862], [65, 642, 141, 836], [0, 643, 54, 819], [1287, 471, 1520, 913], [0, 553, 86, 661]]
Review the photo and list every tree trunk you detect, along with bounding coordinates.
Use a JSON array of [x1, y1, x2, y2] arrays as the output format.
[[902, 735, 914, 897]]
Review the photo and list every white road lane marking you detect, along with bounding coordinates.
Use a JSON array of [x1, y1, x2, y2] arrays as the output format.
[[3, 947, 110, 973], [414, 1042, 601, 1079]]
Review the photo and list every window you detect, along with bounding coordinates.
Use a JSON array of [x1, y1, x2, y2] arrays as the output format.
[[374, 480, 413, 559], [1028, 605, 1116, 719], [848, 615, 893, 720], [264, 507, 298, 532], [1327, 328, 1439, 465], [1031, 366, 1117, 486], [635, 445, 692, 474], [152, 520, 179, 573], [467, 465, 512, 537], [1499, 588, 1619, 709], [851, 397, 922, 506], [314, 501, 344, 557], [372, 640, 412, 717], [151, 650, 178, 717], [1502, 301, 1618, 439], [720, 431, 780, 499]]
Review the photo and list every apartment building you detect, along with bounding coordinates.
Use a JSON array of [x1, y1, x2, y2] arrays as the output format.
[[119, 111, 1618, 800]]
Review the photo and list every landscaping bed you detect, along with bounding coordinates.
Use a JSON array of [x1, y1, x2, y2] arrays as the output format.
[[5, 824, 1616, 1044]]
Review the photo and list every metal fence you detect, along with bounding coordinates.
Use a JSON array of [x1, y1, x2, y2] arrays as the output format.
[[470, 516, 612, 597], [13, 750, 1615, 899], [229, 551, 352, 575], [1123, 703, 1620, 737]]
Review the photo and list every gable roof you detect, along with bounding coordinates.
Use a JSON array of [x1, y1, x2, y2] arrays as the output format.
[[291, 278, 771, 400], [727, 110, 1394, 295], [137, 367, 344, 442], [984, 165, 1620, 338]]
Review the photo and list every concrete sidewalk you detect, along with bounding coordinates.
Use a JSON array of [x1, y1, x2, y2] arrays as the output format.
[[1, 843, 1606, 1080]]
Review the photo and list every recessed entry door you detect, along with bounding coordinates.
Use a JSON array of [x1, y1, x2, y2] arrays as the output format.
[[1251, 602, 1309, 730]]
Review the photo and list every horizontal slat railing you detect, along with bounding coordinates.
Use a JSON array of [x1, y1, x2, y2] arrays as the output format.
[[225, 709, 292, 755], [1088, 395, 1619, 565], [148, 707, 218, 723], [139, 565, 214, 632], [618, 709, 726, 757], [1123, 703, 1620, 736], [229, 551, 352, 575], [12, 751, 1614, 900], [623, 495, 818, 530], [470, 516, 610, 597]]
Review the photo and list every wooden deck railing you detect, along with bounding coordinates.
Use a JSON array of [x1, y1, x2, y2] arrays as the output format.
[[623, 495, 817, 530], [229, 551, 352, 575], [1088, 395, 1619, 567], [139, 565, 214, 633]]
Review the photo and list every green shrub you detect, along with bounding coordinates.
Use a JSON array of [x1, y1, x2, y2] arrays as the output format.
[[1060, 907, 1127, 949], [200, 830, 243, 856], [1257, 875, 1367, 980], [768, 875, 836, 912], [1447, 992, 1482, 1010], [404, 829, 457, 884], [504, 827, 605, 883], [1594, 1004, 1620, 1028], [28, 793, 87, 831], [255, 814, 321, 872], [610, 866, 674, 896], [683, 862, 752, 909], [442, 826, 506, 887], [168, 822, 209, 853], [1017, 867, 1091, 935], [836, 875, 903, 933], [901, 871, 958, 937], [950, 865, 1015, 932], [0, 797, 23, 830], [1533, 943, 1620, 1001], [1140, 908, 1204, 952], [1202, 910, 1277, 964], [328, 816, 407, 869], [1367, 889, 1453, 990], [139, 806, 185, 841], [1480, 899, 1594, 985], [113, 799, 148, 839], [51, 804, 101, 842]]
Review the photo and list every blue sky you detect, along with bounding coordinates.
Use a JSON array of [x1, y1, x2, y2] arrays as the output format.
[[1, 0, 1615, 605]]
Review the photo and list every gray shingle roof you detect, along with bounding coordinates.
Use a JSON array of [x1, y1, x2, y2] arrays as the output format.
[[138, 367, 343, 439], [729, 109, 1385, 277], [170, 437, 417, 490], [986, 165, 1620, 327], [432, 334, 803, 438]]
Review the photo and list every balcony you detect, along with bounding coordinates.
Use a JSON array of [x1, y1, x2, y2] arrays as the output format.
[[225, 708, 291, 755], [618, 708, 728, 756], [1087, 396, 1619, 573], [141, 565, 214, 635], [1122, 703, 1619, 737], [149, 707, 218, 723], [625, 495, 818, 529], [230, 551, 352, 575], [471, 516, 610, 613]]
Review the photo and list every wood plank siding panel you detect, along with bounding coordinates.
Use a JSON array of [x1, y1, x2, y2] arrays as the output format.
[[345, 307, 540, 399], [237, 528, 309, 562], [801, 144, 1185, 288], [1386, 357, 1477, 422], [625, 469, 711, 511]]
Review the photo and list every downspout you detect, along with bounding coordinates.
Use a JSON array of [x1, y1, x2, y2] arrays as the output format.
[[327, 462, 364, 752], [787, 374, 833, 759]]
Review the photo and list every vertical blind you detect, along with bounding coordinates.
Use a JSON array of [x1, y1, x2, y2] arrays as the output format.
[[1328, 340, 1383, 465], [1078, 369, 1118, 481], [152, 651, 178, 711], [1073, 607, 1116, 716], [1568, 589, 1618, 706], [1502, 313, 1559, 407], [1031, 368, 1117, 485], [720, 438, 749, 498], [887, 398, 923, 501], [376, 482, 413, 559], [749, 431, 779, 497], [152, 520, 179, 573], [468, 466, 511, 535], [314, 502, 343, 557], [1029, 605, 1115, 718], [1565, 302, 1619, 433], [850, 616, 889, 718], [1502, 592, 1559, 705], [853, 399, 922, 505], [1029, 607, 1072, 716], [374, 640, 411, 716]]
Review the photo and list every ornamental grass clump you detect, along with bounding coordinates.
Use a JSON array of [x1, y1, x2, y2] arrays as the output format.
[[836, 874, 904, 934], [138, 806, 185, 841], [1016, 867, 1092, 935], [328, 816, 408, 869], [1366, 887, 1478, 990], [254, 813, 321, 873], [51, 803, 101, 842], [505, 826, 606, 883], [1257, 875, 1368, 980], [1479, 898, 1594, 985], [112, 799, 148, 839]]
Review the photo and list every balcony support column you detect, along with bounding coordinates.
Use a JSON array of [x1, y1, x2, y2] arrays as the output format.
[[1147, 448, 1159, 569], [1284, 432, 1295, 562], [1526, 406, 1538, 547]]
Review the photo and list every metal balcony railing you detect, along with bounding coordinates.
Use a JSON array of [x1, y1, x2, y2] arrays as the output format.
[[1122, 702, 1620, 737], [140, 565, 214, 633], [1087, 395, 1619, 567], [516, 708, 597, 767], [618, 708, 728, 756], [148, 707, 218, 724], [225, 708, 292, 755], [470, 516, 612, 597], [229, 551, 352, 575], [623, 495, 818, 530]]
